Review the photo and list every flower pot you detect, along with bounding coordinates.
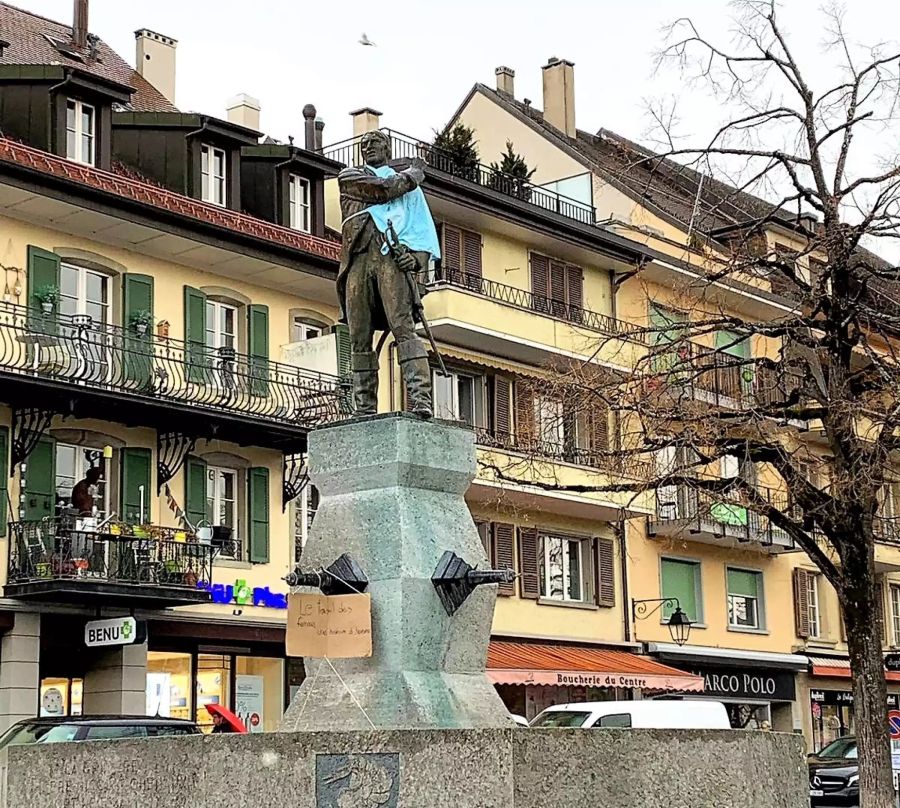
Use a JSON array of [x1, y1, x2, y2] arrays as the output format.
[[41, 302, 53, 314], [136, 322, 149, 335]]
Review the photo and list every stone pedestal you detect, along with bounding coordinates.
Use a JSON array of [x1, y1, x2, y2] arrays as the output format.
[[280, 413, 511, 731]]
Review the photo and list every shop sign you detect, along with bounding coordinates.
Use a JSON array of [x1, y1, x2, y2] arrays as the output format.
[[235, 675, 265, 734], [197, 579, 288, 609], [886, 654, 900, 672], [690, 666, 796, 701], [811, 689, 900, 709], [84, 617, 143, 648]]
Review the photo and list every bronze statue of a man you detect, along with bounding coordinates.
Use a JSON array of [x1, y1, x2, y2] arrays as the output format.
[[336, 130, 440, 418]]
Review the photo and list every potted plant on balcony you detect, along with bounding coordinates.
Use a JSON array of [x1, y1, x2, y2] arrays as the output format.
[[489, 141, 536, 201], [430, 123, 479, 182], [129, 309, 153, 336], [34, 284, 59, 314]]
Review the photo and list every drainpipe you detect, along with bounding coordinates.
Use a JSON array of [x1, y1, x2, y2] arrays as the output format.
[[48, 71, 75, 156], [617, 516, 631, 642]]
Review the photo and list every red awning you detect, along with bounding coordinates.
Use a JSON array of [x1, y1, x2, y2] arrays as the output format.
[[809, 656, 900, 682], [487, 641, 704, 692]]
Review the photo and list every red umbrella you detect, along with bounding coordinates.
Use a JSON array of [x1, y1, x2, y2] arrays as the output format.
[[205, 703, 248, 733]]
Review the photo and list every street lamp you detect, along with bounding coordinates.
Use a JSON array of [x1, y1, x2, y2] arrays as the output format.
[[631, 597, 694, 647]]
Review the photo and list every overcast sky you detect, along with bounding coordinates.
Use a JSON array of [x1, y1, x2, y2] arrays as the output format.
[[13, 0, 900, 259]]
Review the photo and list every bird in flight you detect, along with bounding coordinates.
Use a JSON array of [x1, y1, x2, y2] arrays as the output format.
[[359, 33, 376, 46]]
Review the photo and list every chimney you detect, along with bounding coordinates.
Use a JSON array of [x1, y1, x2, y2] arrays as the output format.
[[314, 119, 325, 152], [303, 104, 317, 150], [495, 66, 515, 97], [135, 29, 178, 104], [350, 107, 382, 139], [72, 0, 88, 49], [542, 57, 576, 138], [226, 93, 261, 131]]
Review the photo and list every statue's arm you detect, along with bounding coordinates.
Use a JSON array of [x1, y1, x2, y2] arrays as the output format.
[[338, 164, 425, 204]]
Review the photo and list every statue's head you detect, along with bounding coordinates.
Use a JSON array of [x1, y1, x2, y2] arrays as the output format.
[[360, 130, 391, 167]]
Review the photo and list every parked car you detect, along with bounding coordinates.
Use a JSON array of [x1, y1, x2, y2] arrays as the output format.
[[806, 736, 900, 808], [0, 715, 200, 749], [529, 700, 731, 729], [509, 714, 529, 727]]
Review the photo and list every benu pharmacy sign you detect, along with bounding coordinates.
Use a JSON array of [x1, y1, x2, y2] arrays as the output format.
[[85, 617, 142, 648]]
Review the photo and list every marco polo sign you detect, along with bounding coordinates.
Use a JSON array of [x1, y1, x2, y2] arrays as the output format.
[[692, 665, 796, 702]]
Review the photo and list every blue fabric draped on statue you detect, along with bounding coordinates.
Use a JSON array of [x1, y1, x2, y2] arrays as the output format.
[[365, 164, 441, 259]]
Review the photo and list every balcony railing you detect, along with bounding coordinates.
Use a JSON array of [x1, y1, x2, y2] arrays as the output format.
[[0, 303, 347, 428], [321, 130, 596, 226], [476, 427, 650, 478], [429, 267, 644, 341], [8, 517, 214, 598], [650, 483, 797, 550]]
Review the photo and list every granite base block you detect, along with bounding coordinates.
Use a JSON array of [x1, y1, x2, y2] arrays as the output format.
[[3, 727, 807, 808]]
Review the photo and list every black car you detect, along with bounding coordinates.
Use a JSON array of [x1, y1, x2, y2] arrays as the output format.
[[0, 715, 200, 748], [809, 737, 866, 807]]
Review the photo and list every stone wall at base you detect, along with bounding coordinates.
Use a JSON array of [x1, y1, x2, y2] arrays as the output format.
[[3, 728, 806, 808]]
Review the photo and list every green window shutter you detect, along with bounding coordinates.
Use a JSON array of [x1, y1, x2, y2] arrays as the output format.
[[184, 456, 208, 529], [334, 323, 351, 377], [247, 304, 269, 397], [727, 569, 760, 599], [120, 448, 152, 525], [24, 437, 56, 522], [660, 558, 700, 621], [27, 245, 61, 332], [0, 426, 9, 536], [184, 286, 208, 384], [248, 466, 269, 563], [123, 274, 155, 388]]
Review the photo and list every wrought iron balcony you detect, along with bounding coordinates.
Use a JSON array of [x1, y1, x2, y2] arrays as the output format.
[[321, 130, 596, 226], [649, 483, 797, 553], [0, 303, 347, 441], [475, 427, 650, 478], [429, 267, 644, 341], [7, 517, 215, 607]]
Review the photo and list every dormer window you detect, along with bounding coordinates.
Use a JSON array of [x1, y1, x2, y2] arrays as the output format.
[[289, 175, 311, 232], [66, 99, 95, 166], [201, 144, 227, 206]]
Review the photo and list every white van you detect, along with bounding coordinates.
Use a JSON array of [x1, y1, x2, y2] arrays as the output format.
[[529, 700, 731, 730]]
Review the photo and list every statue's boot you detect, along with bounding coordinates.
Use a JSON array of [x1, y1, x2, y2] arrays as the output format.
[[351, 351, 378, 415], [398, 339, 433, 419]]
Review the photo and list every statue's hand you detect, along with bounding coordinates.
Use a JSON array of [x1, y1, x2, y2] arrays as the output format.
[[396, 252, 418, 272], [406, 157, 426, 185]]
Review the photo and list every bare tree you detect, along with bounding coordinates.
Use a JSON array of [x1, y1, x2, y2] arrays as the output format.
[[480, 3, 900, 805]]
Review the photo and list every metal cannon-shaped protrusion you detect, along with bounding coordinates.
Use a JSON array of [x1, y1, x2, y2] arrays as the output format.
[[283, 552, 369, 595], [432, 550, 516, 616]]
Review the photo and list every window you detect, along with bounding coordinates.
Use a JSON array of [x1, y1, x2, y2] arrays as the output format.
[[807, 573, 821, 638], [85, 725, 148, 740], [289, 175, 311, 232], [727, 568, 764, 630], [597, 713, 632, 728], [207, 466, 239, 557], [530, 253, 584, 320], [540, 534, 588, 602], [65, 99, 95, 165], [293, 483, 319, 564], [660, 558, 702, 622], [291, 317, 326, 343], [55, 444, 110, 520], [432, 369, 485, 426], [201, 145, 227, 206], [891, 585, 900, 647], [534, 395, 565, 450]]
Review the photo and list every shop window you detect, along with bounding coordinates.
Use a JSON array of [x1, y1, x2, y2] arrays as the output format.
[[727, 568, 764, 630], [891, 585, 900, 646], [540, 534, 589, 602], [433, 369, 485, 427], [235, 657, 284, 733], [207, 465, 240, 559], [40, 677, 82, 717], [660, 557, 702, 622], [195, 654, 231, 733], [146, 651, 192, 719], [55, 444, 110, 521]]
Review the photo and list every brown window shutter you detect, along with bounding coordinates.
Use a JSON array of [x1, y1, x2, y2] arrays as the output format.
[[442, 224, 462, 282], [462, 229, 483, 288], [530, 253, 550, 313], [493, 376, 512, 439], [876, 579, 887, 644], [590, 400, 610, 453], [566, 264, 583, 321], [515, 378, 535, 448], [493, 522, 516, 597], [793, 568, 810, 639], [518, 526, 540, 599], [594, 537, 616, 607], [549, 261, 567, 318]]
